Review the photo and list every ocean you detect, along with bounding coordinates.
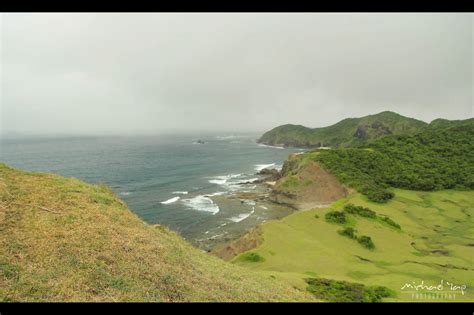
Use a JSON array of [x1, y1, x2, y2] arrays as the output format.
[[0, 134, 302, 250]]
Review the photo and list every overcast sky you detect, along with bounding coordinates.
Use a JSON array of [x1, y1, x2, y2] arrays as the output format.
[[1, 13, 473, 136]]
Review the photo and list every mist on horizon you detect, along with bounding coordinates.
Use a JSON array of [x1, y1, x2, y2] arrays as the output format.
[[1, 13, 473, 137]]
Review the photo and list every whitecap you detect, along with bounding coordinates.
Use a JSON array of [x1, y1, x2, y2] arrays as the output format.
[[208, 174, 244, 190], [205, 191, 226, 197], [254, 163, 276, 171], [257, 143, 284, 149], [119, 192, 131, 196], [241, 199, 256, 206], [208, 174, 242, 184], [216, 135, 245, 140], [236, 178, 259, 184], [259, 205, 268, 210], [160, 196, 180, 204], [172, 191, 188, 195], [209, 178, 227, 185], [182, 195, 219, 215], [229, 207, 255, 223]]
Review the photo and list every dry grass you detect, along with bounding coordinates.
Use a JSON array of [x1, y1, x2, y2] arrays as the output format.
[[0, 163, 313, 302]]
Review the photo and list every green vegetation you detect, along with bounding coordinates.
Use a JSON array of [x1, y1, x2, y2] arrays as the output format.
[[344, 204, 401, 230], [379, 216, 401, 230], [305, 278, 393, 302], [338, 227, 357, 239], [235, 252, 266, 263], [325, 211, 347, 224], [0, 163, 312, 302], [337, 227, 375, 250], [344, 204, 376, 218], [281, 175, 299, 188], [233, 189, 474, 302], [258, 111, 428, 148], [357, 236, 375, 250], [312, 121, 474, 202]]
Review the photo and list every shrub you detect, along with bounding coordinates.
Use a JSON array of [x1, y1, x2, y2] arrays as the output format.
[[338, 227, 357, 239], [236, 252, 265, 263], [344, 204, 401, 230], [357, 236, 375, 250], [325, 211, 347, 224], [343, 204, 376, 218], [305, 278, 393, 302], [380, 216, 401, 229]]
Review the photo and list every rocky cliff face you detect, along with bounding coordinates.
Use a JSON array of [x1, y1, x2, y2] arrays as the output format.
[[270, 159, 348, 209]]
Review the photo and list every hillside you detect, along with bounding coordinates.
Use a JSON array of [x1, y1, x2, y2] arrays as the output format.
[[428, 117, 474, 130], [277, 120, 474, 203], [0, 163, 313, 302], [258, 111, 428, 148], [232, 189, 474, 302]]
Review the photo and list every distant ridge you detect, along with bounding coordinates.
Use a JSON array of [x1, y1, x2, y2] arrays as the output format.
[[258, 111, 429, 148]]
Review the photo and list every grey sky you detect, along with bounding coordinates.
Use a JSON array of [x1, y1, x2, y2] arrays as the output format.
[[1, 13, 473, 136]]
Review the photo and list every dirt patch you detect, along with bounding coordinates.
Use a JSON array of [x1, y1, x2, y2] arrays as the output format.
[[270, 160, 347, 209], [210, 228, 263, 261]]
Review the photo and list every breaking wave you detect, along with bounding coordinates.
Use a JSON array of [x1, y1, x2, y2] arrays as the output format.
[[229, 207, 255, 223], [182, 195, 219, 215], [160, 196, 180, 204]]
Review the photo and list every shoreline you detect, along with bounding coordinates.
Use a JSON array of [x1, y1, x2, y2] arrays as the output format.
[[208, 157, 348, 260]]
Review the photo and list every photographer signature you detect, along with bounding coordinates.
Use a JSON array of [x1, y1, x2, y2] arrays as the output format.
[[401, 279, 466, 295]]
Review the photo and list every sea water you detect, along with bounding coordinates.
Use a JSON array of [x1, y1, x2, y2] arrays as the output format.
[[1, 134, 301, 250]]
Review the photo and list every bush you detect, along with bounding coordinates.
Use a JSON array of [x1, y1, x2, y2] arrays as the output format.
[[305, 278, 393, 302], [236, 252, 265, 263], [380, 216, 401, 229], [338, 227, 357, 239], [357, 236, 375, 250], [343, 204, 376, 218], [343, 204, 401, 230], [325, 211, 347, 224]]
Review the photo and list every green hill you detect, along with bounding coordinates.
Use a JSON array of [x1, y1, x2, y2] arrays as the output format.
[[428, 117, 474, 130], [280, 119, 474, 203], [0, 163, 313, 302], [258, 111, 428, 148]]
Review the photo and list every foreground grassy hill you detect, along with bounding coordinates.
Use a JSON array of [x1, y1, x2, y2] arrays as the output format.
[[0, 163, 313, 302], [232, 189, 474, 302], [258, 111, 428, 148]]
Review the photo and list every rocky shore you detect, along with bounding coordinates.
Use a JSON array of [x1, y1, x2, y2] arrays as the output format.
[[210, 155, 349, 260]]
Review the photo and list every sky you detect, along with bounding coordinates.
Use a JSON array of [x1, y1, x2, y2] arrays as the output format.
[[1, 13, 473, 136]]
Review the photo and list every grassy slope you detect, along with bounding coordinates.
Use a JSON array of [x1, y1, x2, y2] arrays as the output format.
[[232, 189, 474, 302], [0, 163, 314, 302], [258, 111, 428, 147]]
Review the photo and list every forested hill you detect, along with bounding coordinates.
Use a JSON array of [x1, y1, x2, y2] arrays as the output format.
[[258, 111, 428, 148], [293, 119, 474, 203]]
